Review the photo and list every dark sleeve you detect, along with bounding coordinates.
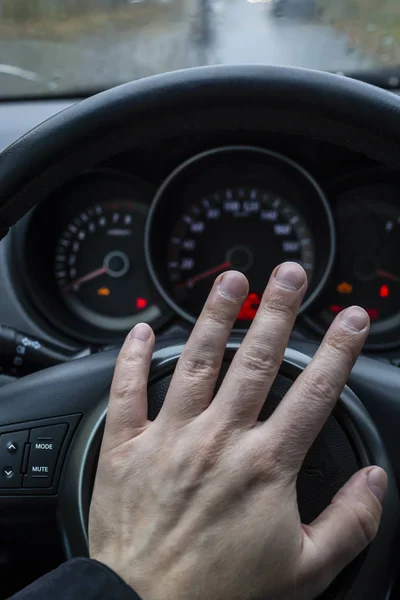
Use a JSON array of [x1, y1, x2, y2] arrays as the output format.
[[8, 558, 142, 600]]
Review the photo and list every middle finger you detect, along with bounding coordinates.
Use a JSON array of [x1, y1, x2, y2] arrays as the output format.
[[159, 270, 249, 423], [210, 262, 307, 425]]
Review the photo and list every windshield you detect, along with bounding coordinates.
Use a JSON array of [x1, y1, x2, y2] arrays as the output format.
[[1, 0, 399, 98]]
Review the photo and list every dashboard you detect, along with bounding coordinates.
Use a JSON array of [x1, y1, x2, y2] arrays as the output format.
[[2, 99, 400, 360], [3, 136, 400, 356]]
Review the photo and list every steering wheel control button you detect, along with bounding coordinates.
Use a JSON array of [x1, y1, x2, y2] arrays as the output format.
[[23, 424, 68, 488], [0, 430, 29, 488]]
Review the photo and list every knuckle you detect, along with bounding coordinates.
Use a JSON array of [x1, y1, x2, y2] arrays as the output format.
[[266, 435, 298, 473], [245, 443, 289, 487], [260, 441, 285, 475], [238, 346, 280, 381], [304, 368, 338, 404], [259, 297, 294, 322], [325, 333, 359, 364], [113, 352, 147, 399], [196, 428, 228, 470], [117, 348, 144, 372], [338, 499, 380, 547], [353, 501, 381, 545], [179, 351, 220, 382], [205, 303, 236, 326], [112, 375, 146, 400]]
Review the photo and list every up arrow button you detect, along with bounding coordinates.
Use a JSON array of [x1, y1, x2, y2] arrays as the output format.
[[0, 429, 29, 488]]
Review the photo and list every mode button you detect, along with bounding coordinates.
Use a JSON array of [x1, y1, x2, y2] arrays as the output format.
[[23, 424, 68, 488]]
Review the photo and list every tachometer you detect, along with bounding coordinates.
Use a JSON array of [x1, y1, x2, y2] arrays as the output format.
[[55, 197, 159, 331], [146, 146, 335, 327], [18, 172, 171, 343]]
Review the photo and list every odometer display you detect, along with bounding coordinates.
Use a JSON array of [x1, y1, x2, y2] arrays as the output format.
[[146, 147, 335, 327], [166, 186, 314, 324]]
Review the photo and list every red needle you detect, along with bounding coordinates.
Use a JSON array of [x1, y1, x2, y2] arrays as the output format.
[[62, 266, 109, 293], [376, 269, 400, 283], [178, 261, 232, 289]]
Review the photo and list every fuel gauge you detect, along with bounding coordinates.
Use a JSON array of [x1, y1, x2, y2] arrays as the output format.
[[306, 188, 400, 349]]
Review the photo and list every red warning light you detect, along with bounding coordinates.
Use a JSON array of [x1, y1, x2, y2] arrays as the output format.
[[136, 298, 148, 310], [329, 305, 344, 315], [379, 284, 389, 298], [237, 293, 261, 320], [366, 308, 379, 321]]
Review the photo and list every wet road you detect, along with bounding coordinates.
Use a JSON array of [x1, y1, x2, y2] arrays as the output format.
[[0, 0, 375, 97], [214, 0, 374, 71]]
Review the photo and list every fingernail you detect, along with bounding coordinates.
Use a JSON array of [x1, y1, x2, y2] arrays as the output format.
[[367, 467, 387, 504], [129, 323, 152, 342], [274, 262, 306, 291], [339, 306, 369, 333], [219, 271, 248, 301]]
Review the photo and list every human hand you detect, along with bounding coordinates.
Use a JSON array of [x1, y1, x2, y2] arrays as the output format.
[[89, 262, 386, 600]]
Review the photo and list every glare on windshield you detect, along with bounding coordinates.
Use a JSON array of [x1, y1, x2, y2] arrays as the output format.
[[0, 0, 398, 97]]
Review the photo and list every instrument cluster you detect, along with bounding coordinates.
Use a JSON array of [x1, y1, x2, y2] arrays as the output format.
[[13, 147, 400, 350]]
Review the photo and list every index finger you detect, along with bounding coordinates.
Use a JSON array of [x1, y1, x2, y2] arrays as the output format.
[[267, 306, 369, 469], [104, 323, 155, 451]]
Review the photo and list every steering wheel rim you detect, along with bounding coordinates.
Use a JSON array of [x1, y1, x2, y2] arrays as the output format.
[[0, 65, 399, 598], [2, 65, 400, 239]]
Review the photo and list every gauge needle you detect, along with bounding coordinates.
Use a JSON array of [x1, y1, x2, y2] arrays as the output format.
[[178, 261, 232, 289], [62, 266, 109, 293], [376, 269, 400, 283]]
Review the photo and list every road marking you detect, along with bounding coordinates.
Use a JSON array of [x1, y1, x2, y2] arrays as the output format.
[[0, 64, 58, 90]]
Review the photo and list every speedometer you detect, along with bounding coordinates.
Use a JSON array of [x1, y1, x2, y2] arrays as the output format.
[[146, 147, 335, 327], [166, 186, 314, 322]]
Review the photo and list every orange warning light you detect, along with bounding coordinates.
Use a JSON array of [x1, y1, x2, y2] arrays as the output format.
[[337, 282, 353, 295], [97, 287, 110, 296], [380, 284, 390, 298]]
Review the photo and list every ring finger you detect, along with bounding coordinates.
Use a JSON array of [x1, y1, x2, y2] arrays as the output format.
[[266, 305, 370, 470]]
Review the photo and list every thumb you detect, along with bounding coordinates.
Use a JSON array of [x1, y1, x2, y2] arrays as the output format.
[[299, 466, 387, 596]]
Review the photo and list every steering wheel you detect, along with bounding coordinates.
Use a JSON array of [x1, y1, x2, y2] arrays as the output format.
[[0, 66, 399, 600]]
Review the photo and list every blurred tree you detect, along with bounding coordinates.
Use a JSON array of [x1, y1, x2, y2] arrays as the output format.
[[2, 0, 42, 21]]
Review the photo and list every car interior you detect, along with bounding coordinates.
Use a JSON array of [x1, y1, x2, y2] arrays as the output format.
[[1, 2, 400, 599]]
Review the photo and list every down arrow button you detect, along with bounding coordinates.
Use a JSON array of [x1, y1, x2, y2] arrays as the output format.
[[0, 430, 29, 488]]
